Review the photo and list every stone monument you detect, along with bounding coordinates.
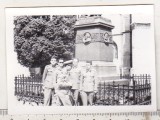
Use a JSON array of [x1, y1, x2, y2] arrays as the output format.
[[74, 15, 118, 79]]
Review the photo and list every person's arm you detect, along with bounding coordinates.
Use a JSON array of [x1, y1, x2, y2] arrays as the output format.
[[79, 67, 82, 79], [79, 71, 84, 91], [53, 70, 58, 89], [93, 70, 98, 92], [67, 72, 72, 87], [42, 66, 48, 84]]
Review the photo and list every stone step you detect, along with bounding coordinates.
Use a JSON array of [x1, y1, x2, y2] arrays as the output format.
[[98, 76, 130, 85]]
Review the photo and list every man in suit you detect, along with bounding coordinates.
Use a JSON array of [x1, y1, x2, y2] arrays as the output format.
[[80, 61, 98, 106], [42, 56, 57, 106]]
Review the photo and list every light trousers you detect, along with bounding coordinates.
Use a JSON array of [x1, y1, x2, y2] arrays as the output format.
[[44, 87, 55, 106], [71, 89, 79, 105], [57, 90, 73, 106], [81, 91, 94, 106]]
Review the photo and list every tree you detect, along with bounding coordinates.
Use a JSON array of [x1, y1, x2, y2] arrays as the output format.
[[14, 15, 77, 68]]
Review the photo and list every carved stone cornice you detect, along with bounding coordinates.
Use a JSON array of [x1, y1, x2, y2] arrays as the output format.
[[75, 16, 114, 29]]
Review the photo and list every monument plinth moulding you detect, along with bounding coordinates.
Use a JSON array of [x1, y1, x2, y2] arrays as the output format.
[[74, 15, 119, 79]]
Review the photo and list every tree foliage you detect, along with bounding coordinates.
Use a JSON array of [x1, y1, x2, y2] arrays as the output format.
[[14, 15, 77, 67]]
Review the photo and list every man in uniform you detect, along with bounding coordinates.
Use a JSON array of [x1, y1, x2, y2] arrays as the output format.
[[42, 56, 57, 106], [69, 58, 82, 106], [80, 61, 98, 106], [55, 59, 73, 106]]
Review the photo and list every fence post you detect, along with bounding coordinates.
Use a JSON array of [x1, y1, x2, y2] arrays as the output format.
[[133, 74, 136, 105], [22, 74, 24, 97], [122, 85, 124, 105], [31, 75, 33, 97], [26, 77, 28, 97], [108, 83, 110, 105], [145, 74, 148, 84], [17, 75, 20, 96], [28, 76, 31, 97], [20, 75, 22, 95], [117, 84, 119, 105], [99, 81, 101, 101], [127, 81, 130, 105], [15, 77, 17, 95], [112, 81, 115, 105], [104, 81, 106, 104]]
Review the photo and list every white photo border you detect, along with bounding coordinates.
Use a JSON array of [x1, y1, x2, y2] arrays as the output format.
[[6, 5, 156, 115]]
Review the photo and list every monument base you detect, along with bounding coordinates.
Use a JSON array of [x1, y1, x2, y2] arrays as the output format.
[[79, 61, 120, 81], [98, 78, 130, 85]]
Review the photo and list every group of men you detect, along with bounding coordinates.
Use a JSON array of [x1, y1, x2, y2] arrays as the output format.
[[42, 56, 98, 106]]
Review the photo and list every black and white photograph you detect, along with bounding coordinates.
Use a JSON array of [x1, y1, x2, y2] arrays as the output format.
[[6, 5, 156, 114]]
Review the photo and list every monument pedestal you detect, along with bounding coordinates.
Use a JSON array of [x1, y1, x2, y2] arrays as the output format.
[[92, 61, 117, 77], [75, 15, 119, 81]]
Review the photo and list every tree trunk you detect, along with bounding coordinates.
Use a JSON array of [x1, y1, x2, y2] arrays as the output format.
[[29, 67, 42, 76]]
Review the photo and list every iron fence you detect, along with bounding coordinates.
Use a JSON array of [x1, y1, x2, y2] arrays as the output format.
[[95, 74, 151, 105], [14, 75, 43, 105], [14, 74, 151, 105]]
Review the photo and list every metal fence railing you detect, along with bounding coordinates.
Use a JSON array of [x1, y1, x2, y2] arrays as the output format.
[[14, 75, 43, 105], [95, 74, 151, 105], [14, 74, 151, 106]]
